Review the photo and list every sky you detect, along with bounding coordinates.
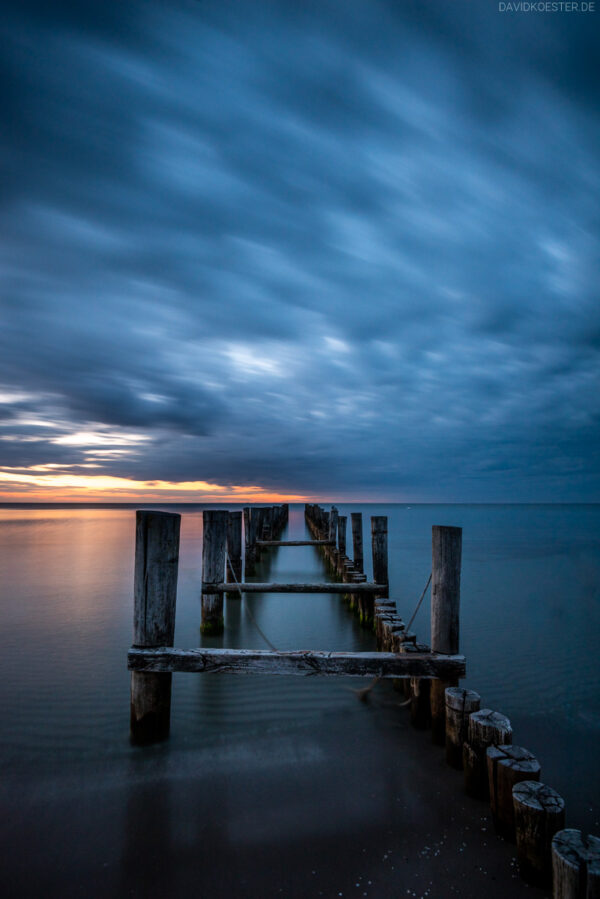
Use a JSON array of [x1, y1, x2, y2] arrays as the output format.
[[1, 0, 598, 502]]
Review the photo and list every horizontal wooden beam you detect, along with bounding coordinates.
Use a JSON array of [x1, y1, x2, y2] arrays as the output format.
[[128, 647, 466, 679], [202, 581, 387, 594], [255, 540, 334, 547]]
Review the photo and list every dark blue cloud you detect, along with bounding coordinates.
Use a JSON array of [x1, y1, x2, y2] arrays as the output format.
[[0, 0, 598, 499]]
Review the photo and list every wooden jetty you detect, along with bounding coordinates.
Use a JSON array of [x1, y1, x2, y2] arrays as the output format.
[[127, 501, 597, 897]]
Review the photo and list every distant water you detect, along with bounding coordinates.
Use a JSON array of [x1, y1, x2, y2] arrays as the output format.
[[0, 503, 598, 837]]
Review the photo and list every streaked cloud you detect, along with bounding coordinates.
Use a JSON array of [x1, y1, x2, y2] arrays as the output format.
[[0, 0, 598, 501]]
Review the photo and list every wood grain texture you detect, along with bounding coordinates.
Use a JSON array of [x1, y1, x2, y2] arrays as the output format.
[[133, 510, 181, 647], [201, 581, 389, 594], [513, 780, 565, 887], [487, 744, 541, 840], [128, 647, 466, 678], [370, 516, 388, 587], [131, 510, 180, 745], [552, 829, 600, 899], [201, 510, 228, 634], [431, 525, 462, 655], [445, 687, 481, 769], [464, 708, 512, 799]]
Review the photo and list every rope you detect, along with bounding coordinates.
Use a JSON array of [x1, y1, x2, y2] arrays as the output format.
[[406, 572, 432, 633], [226, 553, 279, 652]]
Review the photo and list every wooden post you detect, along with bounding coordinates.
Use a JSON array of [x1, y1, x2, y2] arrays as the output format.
[[338, 515, 347, 559], [351, 512, 364, 572], [327, 506, 338, 572], [244, 506, 256, 576], [243, 505, 250, 568], [445, 687, 480, 769], [201, 510, 228, 635], [430, 525, 462, 745], [226, 511, 242, 596], [252, 507, 264, 558], [487, 745, 541, 840], [513, 781, 565, 887], [552, 829, 600, 899], [130, 510, 181, 744], [371, 516, 388, 592], [463, 708, 512, 799]]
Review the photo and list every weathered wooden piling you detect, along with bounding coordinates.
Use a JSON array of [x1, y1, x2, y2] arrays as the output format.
[[201, 510, 228, 635], [371, 516, 388, 591], [463, 708, 512, 799], [328, 506, 339, 570], [130, 510, 181, 744], [430, 525, 462, 745], [552, 829, 600, 899], [337, 515, 347, 563], [226, 510, 242, 594], [487, 744, 541, 840], [513, 780, 565, 887], [445, 687, 481, 769], [351, 512, 364, 572], [243, 505, 250, 563], [244, 506, 257, 576]]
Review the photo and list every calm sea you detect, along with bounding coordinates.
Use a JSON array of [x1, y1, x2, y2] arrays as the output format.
[[0, 503, 598, 893]]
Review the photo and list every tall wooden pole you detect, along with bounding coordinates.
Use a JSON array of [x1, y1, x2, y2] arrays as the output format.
[[130, 510, 181, 744], [370, 516, 388, 629], [201, 510, 228, 634], [370, 516, 388, 591], [430, 525, 462, 744]]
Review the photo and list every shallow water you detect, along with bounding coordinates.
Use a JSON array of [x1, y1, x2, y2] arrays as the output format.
[[0, 502, 598, 890]]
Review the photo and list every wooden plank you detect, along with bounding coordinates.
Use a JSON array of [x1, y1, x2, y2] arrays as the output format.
[[128, 647, 466, 678], [201, 581, 388, 594], [255, 540, 334, 547]]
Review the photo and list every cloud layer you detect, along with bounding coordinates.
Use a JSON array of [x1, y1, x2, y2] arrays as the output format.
[[1, 0, 599, 500]]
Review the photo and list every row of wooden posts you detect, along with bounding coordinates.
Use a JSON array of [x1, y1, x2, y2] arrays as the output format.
[[128, 504, 597, 898], [304, 502, 599, 898]]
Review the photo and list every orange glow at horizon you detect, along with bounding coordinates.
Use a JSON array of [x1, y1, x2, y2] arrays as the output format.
[[0, 468, 309, 503]]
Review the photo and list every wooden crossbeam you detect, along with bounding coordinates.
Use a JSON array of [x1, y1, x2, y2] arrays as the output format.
[[202, 581, 387, 594], [128, 647, 466, 679], [255, 540, 334, 546]]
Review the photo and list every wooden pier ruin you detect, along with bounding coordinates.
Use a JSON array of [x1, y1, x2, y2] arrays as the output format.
[[127, 502, 599, 898]]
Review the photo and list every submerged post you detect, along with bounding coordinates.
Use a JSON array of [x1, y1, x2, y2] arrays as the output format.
[[201, 510, 228, 634], [351, 512, 364, 572], [430, 525, 462, 744], [130, 510, 181, 744]]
